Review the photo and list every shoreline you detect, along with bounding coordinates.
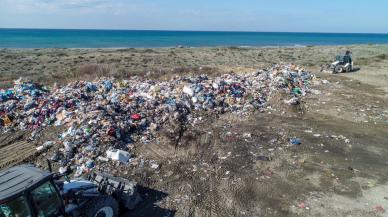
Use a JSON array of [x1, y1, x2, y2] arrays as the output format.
[[2, 27, 388, 34], [1, 43, 388, 50]]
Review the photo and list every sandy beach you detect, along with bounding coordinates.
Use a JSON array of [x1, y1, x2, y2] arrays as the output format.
[[1, 45, 388, 217]]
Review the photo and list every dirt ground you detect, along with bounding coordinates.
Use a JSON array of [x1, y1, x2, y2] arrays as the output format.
[[1, 45, 388, 217]]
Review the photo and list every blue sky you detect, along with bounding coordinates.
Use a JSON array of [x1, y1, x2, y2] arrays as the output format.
[[0, 0, 387, 33]]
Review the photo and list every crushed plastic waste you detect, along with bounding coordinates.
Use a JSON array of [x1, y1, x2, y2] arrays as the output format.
[[59, 166, 68, 174], [284, 97, 300, 105], [375, 205, 385, 214], [0, 64, 318, 172], [150, 163, 159, 169], [290, 138, 302, 145], [36, 141, 54, 151], [51, 151, 61, 162], [106, 149, 131, 163], [257, 156, 272, 161]]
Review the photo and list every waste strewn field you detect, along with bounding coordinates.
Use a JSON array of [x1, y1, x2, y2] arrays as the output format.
[[1, 45, 388, 217], [1, 64, 315, 170]]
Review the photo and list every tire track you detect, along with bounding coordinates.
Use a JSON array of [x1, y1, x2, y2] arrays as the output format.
[[0, 137, 36, 169]]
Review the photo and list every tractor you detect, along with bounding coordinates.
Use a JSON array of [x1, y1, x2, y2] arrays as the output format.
[[0, 164, 141, 217], [330, 51, 353, 74]]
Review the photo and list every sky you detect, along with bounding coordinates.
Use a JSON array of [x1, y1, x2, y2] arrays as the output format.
[[0, 0, 387, 33]]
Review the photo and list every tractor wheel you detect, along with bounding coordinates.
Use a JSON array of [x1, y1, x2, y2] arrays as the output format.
[[334, 65, 343, 73], [83, 196, 119, 217]]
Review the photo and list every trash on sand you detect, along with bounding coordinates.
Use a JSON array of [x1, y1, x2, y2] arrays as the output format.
[[2, 115, 12, 126], [36, 141, 54, 151], [243, 133, 252, 138], [97, 156, 109, 162], [106, 149, 131, 163], [50, 152, 61, 162], [130, 113, 142, 120], [150, 163, 159, 169], [85, 160, 95, 169], [59, 166, 68, 174], [257, 156, 272, 161], [297, 202, 307, 209], [290, 138, 302, 145], [375, 205, 385, 214], [183, 86, 194, 96], [310, 89, 321, 95], [284, 97, 300, 105], [0, 64, 320, 170]]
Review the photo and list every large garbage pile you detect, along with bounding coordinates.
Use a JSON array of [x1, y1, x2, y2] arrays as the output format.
[[0, 64, 315, 174]]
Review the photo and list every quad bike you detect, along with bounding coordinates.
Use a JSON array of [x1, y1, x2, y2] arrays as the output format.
[[330, 51, 353, 74], [0, 164, 141, 217]]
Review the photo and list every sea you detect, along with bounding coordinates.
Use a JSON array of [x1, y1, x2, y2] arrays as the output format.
[[1, 28, 388, 48]]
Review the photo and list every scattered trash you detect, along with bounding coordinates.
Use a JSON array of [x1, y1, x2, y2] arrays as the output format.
[[130, 113, 142, 120], [59, 166, 68, 174], [150, 163, 159, 169], [106, 149, 131, 163], [375, 205, 385, 214], [74, 166, 84, 177], [97, 156, 109, 162], [284, 97, 300, 105], [50, 152, 61, 162], [243, 133, 252, 138], [297, 202, 306, 209], [290, 138, 302, 145], [35, 141, 54, 151], [85, 160, 95, 169], [310, 89, 321, 95], [2, 115, 12, 126], [0, 64, 318, 171], [257, 156, 272, 161], [183, 86, 194, 96]]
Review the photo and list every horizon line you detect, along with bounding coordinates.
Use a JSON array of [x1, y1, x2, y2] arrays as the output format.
[[1, 27, 388, 35]]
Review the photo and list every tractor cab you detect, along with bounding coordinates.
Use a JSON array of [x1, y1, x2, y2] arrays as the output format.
[[330, 51, 354, 73], [0, 165, 65, 217], [1, 164, 141, 217], [335, 55, 352, 64]]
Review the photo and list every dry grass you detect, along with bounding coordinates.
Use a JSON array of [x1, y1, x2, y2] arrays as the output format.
[[75, 64, 117, 79], [1, 45, 388, 89]]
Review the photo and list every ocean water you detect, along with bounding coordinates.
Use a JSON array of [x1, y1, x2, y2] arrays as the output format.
[[1, 29, 388, 48]]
